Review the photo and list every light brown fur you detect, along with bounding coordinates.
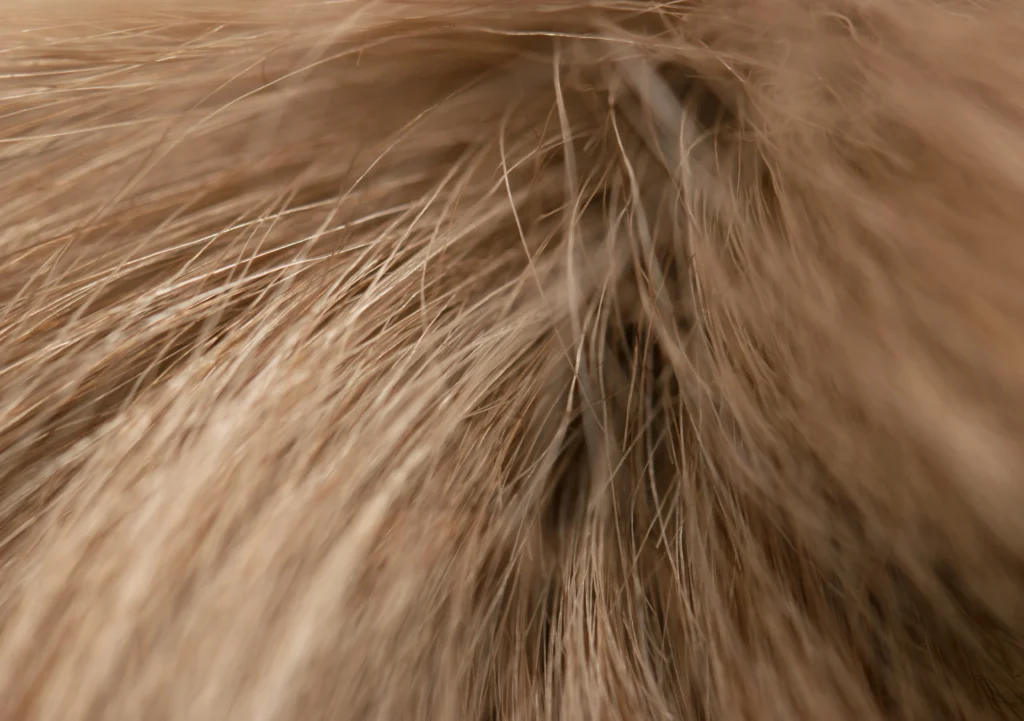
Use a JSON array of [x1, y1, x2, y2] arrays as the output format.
[[0, 1, 1023, 719]]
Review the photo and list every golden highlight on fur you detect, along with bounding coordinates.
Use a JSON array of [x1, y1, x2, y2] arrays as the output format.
[[0, 0, 1023, 718]]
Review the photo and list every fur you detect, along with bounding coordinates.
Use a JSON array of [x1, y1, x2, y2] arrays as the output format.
[[0, 1, 1023, 718]]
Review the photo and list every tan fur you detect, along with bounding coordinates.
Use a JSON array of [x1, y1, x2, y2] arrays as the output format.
[[0, 1, 1023, 718]]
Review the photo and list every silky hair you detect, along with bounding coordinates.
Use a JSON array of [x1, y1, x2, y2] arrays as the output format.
[[0, 1, 1023, 719]]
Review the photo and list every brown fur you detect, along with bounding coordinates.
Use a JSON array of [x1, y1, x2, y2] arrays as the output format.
[[0, 1, 1023, 718]]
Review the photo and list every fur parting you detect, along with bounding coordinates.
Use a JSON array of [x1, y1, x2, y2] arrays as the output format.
[[0, 0, 1023, 719]]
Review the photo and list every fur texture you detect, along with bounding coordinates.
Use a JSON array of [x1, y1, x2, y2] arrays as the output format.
[[0, 1, 1023, 719]]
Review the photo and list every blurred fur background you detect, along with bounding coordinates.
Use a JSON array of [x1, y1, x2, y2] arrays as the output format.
[[0, 1, 1023, 718]]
